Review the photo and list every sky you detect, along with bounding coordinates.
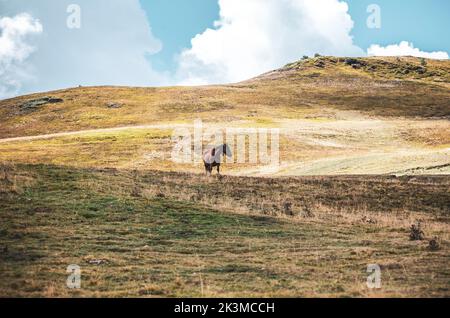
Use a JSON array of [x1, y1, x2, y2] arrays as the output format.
[[0, 0, 449, 99]]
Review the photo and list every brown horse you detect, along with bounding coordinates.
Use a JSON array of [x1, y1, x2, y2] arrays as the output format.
[[202, 144, 232, 176]]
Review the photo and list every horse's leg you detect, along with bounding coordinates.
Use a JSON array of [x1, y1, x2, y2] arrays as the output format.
[[205, 163, 211, 177], [217, 164, 220, 175]]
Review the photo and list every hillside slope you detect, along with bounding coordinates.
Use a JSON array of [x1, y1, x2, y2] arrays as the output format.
[[0, 56, 449, 138], [0, 56, 449, 176]]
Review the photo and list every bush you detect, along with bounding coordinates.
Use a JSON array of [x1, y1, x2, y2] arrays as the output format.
[[428, 237, 440, 251], [283, 202, 293, 216], [420, 57, 427, 67], [409, 221, 424, 241]]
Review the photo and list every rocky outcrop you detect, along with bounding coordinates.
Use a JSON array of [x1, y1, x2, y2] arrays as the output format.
[[19, 97, 63, 113], [106, 102, 123, 109]]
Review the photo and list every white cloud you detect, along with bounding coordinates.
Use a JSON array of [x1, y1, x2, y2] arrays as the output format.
[[0, 13, 42, 98], [0, 0, 167, 99], [175, 0, 365, 85], [368, 41, 449, 60]]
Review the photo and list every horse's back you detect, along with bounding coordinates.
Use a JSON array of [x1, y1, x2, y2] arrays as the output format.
[[203, 148, 217, 163]]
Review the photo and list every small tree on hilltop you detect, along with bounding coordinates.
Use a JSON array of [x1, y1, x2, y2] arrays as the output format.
[[420, 57, 427, 67]]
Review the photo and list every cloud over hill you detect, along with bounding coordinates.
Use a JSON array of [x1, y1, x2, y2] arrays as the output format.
[[176, 0, 364, 85], [368, 41, 449, 60]]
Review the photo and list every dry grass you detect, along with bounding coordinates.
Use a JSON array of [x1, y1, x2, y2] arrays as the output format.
[[0, 118, 448, 176], [0, 56, 449, 139], [0, 164, 449, 297], [0, 57, 448, 177], [0, 56, 449, 298]]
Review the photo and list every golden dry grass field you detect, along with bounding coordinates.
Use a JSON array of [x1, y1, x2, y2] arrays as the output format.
[[0, 56, 449, 297]]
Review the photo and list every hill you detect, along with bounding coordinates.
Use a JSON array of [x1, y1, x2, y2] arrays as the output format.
[[0, 56, 449, 138], [0, 56, 449, 176]]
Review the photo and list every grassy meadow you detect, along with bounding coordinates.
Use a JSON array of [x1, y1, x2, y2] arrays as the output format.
[[0, 164, 449, 297], [0, 56, 449, 297]]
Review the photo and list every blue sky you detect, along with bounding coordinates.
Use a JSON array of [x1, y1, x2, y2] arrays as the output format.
[[347, 0, 450, 53], [141, 0, 219, 72], [0, 0, 449, 98], [141, 0, 450, 73]]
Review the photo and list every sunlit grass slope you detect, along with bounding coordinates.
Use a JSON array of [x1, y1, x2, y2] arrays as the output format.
[[0, 56, 449, 139]]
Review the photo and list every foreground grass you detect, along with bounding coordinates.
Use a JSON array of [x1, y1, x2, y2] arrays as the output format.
[[0, 164, 449, 297]]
